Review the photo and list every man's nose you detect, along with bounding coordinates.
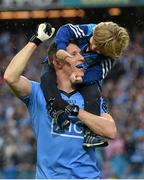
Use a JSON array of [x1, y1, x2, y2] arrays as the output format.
[[78, 53, 84, 62]]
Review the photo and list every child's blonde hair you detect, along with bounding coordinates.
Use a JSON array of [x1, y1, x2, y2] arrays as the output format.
[[93, 22, 130, 59]]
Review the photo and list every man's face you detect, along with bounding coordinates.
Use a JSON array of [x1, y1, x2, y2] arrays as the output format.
[[63, 43, 85, 79], [66, 43, 84, 66]]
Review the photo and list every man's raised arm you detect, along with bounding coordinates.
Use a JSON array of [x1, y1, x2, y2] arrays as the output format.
[[4, 22, 55, 97]]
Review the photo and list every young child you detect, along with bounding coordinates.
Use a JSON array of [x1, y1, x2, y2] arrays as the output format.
[[40, 22, 129, 147]]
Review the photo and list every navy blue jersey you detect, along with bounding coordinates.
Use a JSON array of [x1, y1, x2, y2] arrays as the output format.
[[55, 23, 115, 84], [56, 23, 95, 50], [80, 44, 114, 83]]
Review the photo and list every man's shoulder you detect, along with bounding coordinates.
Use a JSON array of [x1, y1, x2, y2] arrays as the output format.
[[21, 80, 41, 100], [30, 80, 40, 87], [20, 81, 41, 100], [30, 80, 41, 94], [21, 80, 45, 106], [30, 80, 40, 85]]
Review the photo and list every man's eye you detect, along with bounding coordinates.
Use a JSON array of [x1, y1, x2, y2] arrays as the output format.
[[71, 52, 77, 56]]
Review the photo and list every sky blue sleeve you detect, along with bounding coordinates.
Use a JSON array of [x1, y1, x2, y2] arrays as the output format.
[[19, 81, 47, 137], [55, 23, 96, 50], [19, 81, 40, 107]]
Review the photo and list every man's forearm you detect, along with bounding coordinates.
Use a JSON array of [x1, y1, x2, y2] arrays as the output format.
[[4, 42, 37, 83], [78, 109, 117, 139]]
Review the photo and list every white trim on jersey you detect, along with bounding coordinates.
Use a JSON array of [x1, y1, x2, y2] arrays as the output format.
[[68, 24, 85, 38], [105, 60, 109, 77], [69, 24, 81, 38], [103, 60, 108, 78], [101, 62, 105, 79], [52, 132, 84, 139], [68, 24, 78, 38], [101, 58, 113, 79], [76, 25, 85, 36], [108, 58, 112, 70], [71, 24, 82, 37]]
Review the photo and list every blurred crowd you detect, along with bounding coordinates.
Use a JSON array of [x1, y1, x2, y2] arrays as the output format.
[[0, 28, 144, 179]]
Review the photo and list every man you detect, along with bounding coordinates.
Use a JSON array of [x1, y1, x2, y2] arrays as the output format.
[[4, 23, 117, 178], [40, 22, 129, 147]]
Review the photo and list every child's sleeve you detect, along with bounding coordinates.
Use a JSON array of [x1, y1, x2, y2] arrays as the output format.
[[55, 23, 96, 50]]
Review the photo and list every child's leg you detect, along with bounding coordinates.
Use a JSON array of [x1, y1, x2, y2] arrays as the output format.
[[40, 64, 70, 129], [40, 64, 81, 129], [40, 64, 68, 109], [78, 83, 108, 147], [78, 83, 100, 115]]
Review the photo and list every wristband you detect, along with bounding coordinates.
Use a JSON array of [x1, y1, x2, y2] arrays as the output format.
[[29, 35, 42, 46]]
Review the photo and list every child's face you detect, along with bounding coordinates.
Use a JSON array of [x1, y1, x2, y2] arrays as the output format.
[[89, 37, 100, 53]]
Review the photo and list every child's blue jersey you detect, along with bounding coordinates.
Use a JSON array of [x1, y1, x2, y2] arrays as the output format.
[[20, 81, 101, 179], [55, 23, 115, 84]]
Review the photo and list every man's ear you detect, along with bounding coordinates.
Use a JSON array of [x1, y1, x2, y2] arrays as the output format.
[[53, 59, 64, 69]]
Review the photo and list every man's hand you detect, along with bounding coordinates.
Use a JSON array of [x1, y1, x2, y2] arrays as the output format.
[[47, 98, 70, 129], [37, 23, 55, 41], [30, 22, 55, 46], [47, 98, 79, 129]]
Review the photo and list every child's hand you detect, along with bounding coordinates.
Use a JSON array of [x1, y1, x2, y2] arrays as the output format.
[[56, 50, 73, 61]]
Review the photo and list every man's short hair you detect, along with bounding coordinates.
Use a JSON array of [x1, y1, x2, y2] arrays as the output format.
[[47, 42, 57, 67]]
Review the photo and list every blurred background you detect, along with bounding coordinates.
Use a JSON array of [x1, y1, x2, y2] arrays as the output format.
[[0, 0, 144, 179]]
